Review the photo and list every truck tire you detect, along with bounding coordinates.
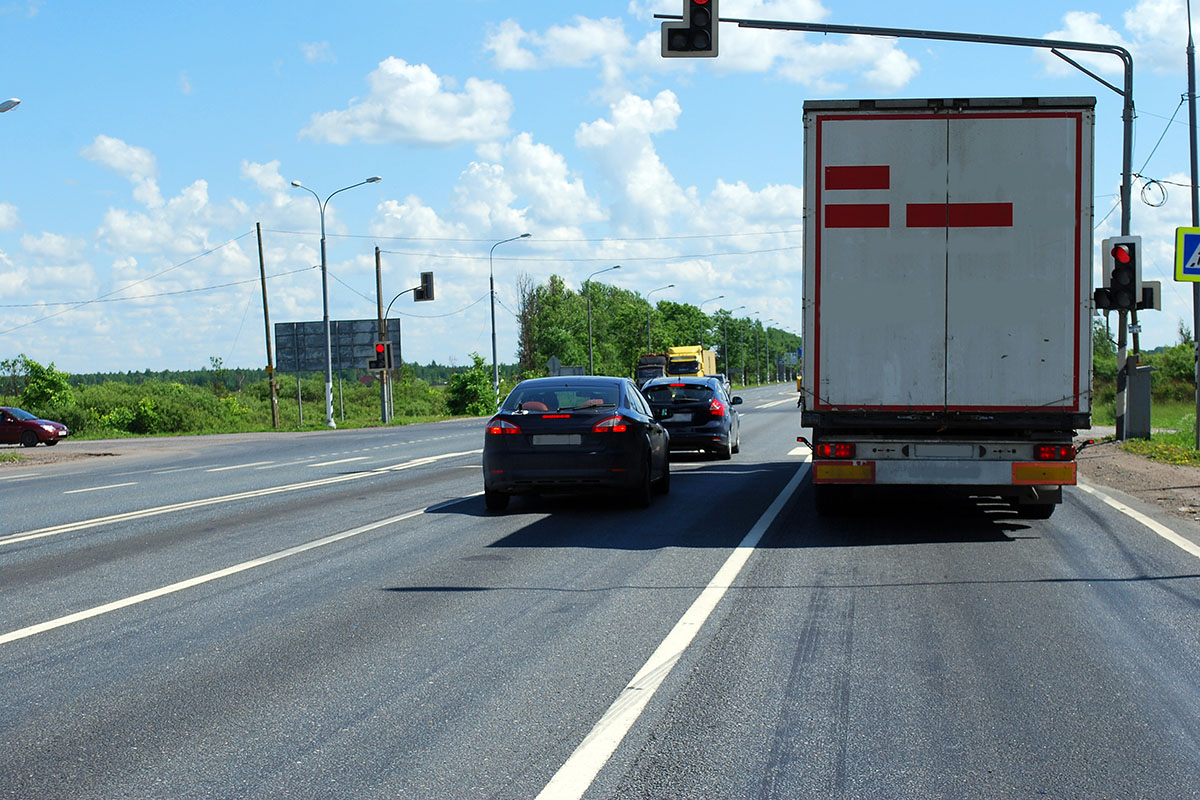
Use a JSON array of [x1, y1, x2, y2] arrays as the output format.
[[1014, 503, 1055, 520]]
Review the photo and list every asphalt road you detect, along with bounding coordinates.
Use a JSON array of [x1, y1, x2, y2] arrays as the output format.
[[2, 386, 1199, 799]]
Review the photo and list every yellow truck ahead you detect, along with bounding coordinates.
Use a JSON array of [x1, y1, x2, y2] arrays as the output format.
[[666, 346, 716, 378]]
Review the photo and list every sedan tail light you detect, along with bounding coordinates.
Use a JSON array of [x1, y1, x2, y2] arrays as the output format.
[[486, 418, 522, 435], [592, 415, 631, 433]]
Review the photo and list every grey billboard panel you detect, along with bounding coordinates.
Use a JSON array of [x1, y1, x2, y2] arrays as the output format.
[[274, 319, 402, 372]]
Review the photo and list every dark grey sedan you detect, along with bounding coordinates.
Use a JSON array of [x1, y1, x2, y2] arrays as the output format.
[[482, 376, 670, 512]]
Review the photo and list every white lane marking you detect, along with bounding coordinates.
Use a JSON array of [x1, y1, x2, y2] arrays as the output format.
[[205, 461, 275, 472], [0, 472, 42, 481], [0, 506, 427, 646], [754, 398, 795, 410], [153, 465, 221, 475], [787, 446, 807, 457], [1076, 479, 1200, 561], [307, 456, 369, 468], [536, 460, 810, 800], [64, 482, 136, 495], [0, 449, 483, 548]]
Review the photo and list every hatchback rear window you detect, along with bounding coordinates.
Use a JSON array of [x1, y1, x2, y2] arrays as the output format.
[[643, 384, 714, 403]]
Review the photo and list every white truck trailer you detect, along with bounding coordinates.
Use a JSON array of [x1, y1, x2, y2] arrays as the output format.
[[800, 97, 1094, 518]]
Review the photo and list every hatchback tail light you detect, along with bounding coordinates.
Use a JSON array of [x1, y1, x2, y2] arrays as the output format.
[[486, 418, 522, 435], [592, 415, 631, 433], [708, 398, 727, 417], [815, 443, 856, 459], [1034, 444, 1075, 461]]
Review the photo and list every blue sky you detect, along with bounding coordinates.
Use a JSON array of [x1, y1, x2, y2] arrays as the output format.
[[1, 0, 1196, 374]]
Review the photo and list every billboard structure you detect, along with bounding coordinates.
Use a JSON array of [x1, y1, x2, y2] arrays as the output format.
[[274, 319, 402, 373]]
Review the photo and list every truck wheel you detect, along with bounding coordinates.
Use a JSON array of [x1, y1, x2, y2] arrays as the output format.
[[1014, 503, 1055, 520]]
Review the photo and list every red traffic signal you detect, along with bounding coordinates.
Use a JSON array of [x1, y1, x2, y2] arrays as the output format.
[[662, 0, 718, 58]]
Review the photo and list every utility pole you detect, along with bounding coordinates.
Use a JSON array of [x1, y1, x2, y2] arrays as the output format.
[[256, 223, 280, 428]]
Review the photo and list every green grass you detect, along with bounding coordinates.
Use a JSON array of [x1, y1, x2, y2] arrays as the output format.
[[0, 452, 22, 464], [1093, 399, 1200, 465]]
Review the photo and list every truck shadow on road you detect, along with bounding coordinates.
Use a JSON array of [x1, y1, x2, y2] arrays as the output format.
[[765, 484, 1039, 548]]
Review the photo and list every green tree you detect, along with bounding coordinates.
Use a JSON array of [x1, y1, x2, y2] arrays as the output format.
[[446, 352, 495, 415], [16, 355, 74, 410]]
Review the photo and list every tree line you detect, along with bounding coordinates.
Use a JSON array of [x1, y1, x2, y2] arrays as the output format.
[[514, 273, 801, 384]]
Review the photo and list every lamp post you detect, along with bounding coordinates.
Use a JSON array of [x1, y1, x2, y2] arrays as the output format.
[[645, 284, 675, 351], [724, 305, 745, 378], [585, 265, 620, 375], [765, 318, 778, 383], [0, 98, 19, 113], [290, 175, 382, 428], [698, 295, 724, 348], [490, 233, 531, 409]]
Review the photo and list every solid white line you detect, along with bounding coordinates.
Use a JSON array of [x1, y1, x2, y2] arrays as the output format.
[[0, 508, 428, 646], [1076, 479, 1200, 561], [205, 461, 275, 472], [0, 448, 483, 548], [536, 460, 810, 800], [64, 482, 136, 495], [153, 465, 220, 475], [307, 456, 369, 468]]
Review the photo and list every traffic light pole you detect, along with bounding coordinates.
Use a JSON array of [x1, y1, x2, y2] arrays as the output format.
[[666, 12, 1138, 435]]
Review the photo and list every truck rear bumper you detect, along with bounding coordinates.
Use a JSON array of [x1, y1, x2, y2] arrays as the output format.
[[812, 459, 1076, 486]]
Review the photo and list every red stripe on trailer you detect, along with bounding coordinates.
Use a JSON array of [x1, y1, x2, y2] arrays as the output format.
[[906, 202, 1013, 228], [825, 203, 889, 228], [825, 165, 890, 190]]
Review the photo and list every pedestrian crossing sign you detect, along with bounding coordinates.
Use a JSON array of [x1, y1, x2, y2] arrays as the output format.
[[1176, 227, 1200, 281]]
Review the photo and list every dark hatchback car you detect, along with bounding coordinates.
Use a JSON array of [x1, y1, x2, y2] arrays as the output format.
[[482, 376, 670, 511], [0, 406, 71, 447], [641, 376, 742, 460]]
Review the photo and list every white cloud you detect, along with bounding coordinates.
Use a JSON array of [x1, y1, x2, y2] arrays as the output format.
[[80, 134, 164, 208], [20, 231, 87, 260], [0, 202, 18, 230], [300, 57, 513, 145], [1038, 11, 1131, 77], [180, 72, 192, 95], [302, 41, 336, 63], [576, 91, 693, 235], [501, 133, 606, 226]]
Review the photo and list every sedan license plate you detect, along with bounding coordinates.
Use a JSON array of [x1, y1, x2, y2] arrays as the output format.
[[532, 434, 581, 446], [667, 412, 692, 423]]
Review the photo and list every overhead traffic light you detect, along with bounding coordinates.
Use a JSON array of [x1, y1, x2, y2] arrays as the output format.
[[1099, 236, 1141, 312], [414, 271, 434, 302], [661, 0, 718, 58]]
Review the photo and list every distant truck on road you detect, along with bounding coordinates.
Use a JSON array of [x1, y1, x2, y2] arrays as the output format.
[[667, 346, 717, 378], [635, 353, 669, 386], [800, 97, 1094, 518]]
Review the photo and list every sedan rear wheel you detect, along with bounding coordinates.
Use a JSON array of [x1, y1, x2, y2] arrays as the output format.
[[484, 489, 510, 512], [19, 431, 38, 447], [632, 453, 654, 508], [652, 455, 670, 495]]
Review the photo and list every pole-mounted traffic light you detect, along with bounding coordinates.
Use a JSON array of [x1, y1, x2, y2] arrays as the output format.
[[1099, 235, 1141, 312], [662, 0, 718, 58], [368, 341, 391, 371], [414, 271, 434, 302]]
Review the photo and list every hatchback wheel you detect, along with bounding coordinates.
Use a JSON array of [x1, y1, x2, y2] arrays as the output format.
[[484, 489, 510, 512]]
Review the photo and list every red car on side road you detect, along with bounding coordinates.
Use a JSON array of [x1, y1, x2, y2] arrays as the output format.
[[0, 407, 71, 447]]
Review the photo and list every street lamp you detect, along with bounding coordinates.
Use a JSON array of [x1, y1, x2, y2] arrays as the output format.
[[698, 295, 724, 347], [490, 233, 531, 409], [585, 265, 621, 375], [291, 175, 382, 428], [646, 284, 675, 351], [724, 305, 745, 378], [0, 98, 19, 113], [765, 318, 778, 383]]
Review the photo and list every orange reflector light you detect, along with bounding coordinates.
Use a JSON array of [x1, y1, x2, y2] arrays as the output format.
[[1013, 463, 1076, 485], [813, 461, 875, 483]]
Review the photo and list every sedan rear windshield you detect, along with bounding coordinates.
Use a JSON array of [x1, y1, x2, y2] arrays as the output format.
[[643, 384, 714, 404], [504, 385, 620, 412]]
